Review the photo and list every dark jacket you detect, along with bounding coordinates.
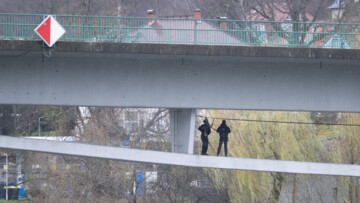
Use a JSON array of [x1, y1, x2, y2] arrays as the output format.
[[216, 123, 231, 139], [198, 124, 211, 139]]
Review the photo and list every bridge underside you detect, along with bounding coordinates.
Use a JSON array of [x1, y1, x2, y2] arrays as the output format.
[[1, 41, 360, 173], [1, 135, 359, 177], [1, 40, 360, 112]]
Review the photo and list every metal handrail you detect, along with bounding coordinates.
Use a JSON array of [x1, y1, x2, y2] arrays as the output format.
[[1, 13, 359, 48]]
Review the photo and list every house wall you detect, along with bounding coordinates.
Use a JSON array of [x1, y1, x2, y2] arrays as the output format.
[[331, 9, 344, 20]]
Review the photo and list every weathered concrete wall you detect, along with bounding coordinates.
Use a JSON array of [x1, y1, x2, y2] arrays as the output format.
[[2, 40, 360, 59], [0, 40, 360, 112]]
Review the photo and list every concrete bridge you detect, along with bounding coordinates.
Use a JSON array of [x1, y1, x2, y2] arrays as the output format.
[[1, 40, 360, 176]]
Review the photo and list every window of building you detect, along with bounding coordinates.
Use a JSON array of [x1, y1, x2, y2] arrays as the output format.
[[123, 111, 139, 134]]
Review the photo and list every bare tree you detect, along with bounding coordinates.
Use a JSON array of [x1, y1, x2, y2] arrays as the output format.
[[338, 0, 360, 23], [247, 0, 327, 46]]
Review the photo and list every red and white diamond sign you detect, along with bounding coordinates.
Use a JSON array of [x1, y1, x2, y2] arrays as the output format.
[[34, 15, 66, 47]]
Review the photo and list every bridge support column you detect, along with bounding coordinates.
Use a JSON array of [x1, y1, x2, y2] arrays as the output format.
[[169, 109, 196, 154]]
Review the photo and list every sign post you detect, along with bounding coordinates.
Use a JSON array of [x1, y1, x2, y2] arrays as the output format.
[[34, 15, 66, 47]]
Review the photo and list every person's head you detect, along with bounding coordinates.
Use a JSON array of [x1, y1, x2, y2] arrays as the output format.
[[203, 117, 209, 125], [222, 120, 226, 125]]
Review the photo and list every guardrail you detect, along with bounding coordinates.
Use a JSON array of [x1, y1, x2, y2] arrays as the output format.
[[1, 13, 360, 48]]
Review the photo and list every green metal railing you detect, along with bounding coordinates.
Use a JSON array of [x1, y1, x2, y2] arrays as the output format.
[[1, 13, 360, 48]]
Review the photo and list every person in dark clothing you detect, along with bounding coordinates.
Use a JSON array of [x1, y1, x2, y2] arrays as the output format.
[[216, 120, 231, 157], [198, 118, 211, 155]]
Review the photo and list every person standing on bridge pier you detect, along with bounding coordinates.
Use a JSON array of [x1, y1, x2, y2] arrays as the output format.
[[198, 118, 211, 155], [216, 120, 231, 157]]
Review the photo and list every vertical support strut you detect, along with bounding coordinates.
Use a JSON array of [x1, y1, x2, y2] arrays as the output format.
[[16, 152, 22, 187], [169, 108, 196, 154]]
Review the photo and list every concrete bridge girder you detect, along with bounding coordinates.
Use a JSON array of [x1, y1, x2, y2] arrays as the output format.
[[1, 41, 360, 174], [1, 135, 360, 177], [0, 41, 360, 112]]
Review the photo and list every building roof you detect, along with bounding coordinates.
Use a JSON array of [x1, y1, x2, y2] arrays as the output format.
[[248, 3, 314, 22], [324, 34, 351, 48], [132, 18, 244, 45], [25, 136, 77, 142], [311, 31, 360, 49], [328, 0, 347, 9]]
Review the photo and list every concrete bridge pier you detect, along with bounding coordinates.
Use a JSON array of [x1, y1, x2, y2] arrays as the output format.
[[169, 108, 196, 154]]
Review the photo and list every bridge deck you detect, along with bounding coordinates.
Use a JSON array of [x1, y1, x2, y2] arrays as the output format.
[[2, 40, 360, 59], [1, 135, 359, 177]]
